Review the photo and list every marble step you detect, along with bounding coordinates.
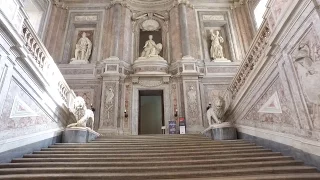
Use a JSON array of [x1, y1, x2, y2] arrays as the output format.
[[22, 152, 282, 160], [161, 173, 320, 180], [0, 161, 304, 174], [0, 166, 317, 180], [11, 156, 293, 164], [32, 148, 272, 155], [43, 145, 264, 152], [49, 143, 256, 148], [89, 140, 248, 144]]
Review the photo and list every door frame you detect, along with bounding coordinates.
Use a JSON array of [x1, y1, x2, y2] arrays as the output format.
[[138, 90, 164, 134]]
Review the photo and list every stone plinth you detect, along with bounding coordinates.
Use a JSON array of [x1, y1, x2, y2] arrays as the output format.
[[211, 122, 237, 140], [213, 58, 231, 62], [133, 57, 168, 75], [70, 59, 89, 64], [62, 127, 100, 143]]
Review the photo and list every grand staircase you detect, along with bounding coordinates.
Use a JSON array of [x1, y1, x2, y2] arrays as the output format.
[[0, 134, 319, 179]]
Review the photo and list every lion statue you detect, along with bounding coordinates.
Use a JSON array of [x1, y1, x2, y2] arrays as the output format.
[[207, 95, 226, 126], [67, 96, 94, 129]]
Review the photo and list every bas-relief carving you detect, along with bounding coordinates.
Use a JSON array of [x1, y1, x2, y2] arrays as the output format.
[[271, 0, 290, 20], [239, 77, 296, 135], [185, 82, 201, 126], [0, 80, 60, 141], [291, 29, 320, 130], [100, 83, 117, 129]]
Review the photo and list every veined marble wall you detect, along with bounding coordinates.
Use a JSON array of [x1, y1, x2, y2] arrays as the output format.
[[0, 0, 72, 162], [228, 0, 320, 160], [46, 0, 247, 134]]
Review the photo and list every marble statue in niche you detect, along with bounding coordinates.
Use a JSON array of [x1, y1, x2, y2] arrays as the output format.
[[208, 30, 231, 62], [140, 35, 163, 58], [70, 32, 92, 64], [210, 30, 224, 60]]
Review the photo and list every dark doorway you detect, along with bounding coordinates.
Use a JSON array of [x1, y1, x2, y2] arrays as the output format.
[[139, 90, 164, 134]]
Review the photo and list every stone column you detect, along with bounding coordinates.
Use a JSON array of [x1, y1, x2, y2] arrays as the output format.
[[177, 0, 193, 58], [111, 3, 122, 58], [107, 0, 123, 59]]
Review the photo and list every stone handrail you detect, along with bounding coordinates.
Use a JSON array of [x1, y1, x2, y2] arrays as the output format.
[[21, 22, 75, 106], [1, 0, 75, 107], [228, 20, 271, 98]]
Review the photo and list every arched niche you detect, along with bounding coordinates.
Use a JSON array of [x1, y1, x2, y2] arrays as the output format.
[[132, 13, 169, 61]]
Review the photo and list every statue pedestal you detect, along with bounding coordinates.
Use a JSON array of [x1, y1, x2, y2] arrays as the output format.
[[209, 122, 237, 140], [62, 127, 100, 143], [213, 58, 231, 62], [133, 56, 168, 75], [70, 59, 89, 65]]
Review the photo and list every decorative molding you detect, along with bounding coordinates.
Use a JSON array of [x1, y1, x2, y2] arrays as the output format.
[[10, 96, 38, 118], [258, 92, 282, 114]]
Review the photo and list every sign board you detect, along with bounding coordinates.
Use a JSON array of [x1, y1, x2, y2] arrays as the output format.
[[179, 117, 186, 134], [180, 126, 186, 134], [169, 121, 176, 134]]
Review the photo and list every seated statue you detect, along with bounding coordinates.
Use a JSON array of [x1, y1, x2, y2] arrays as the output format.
[[67, 96, 94, 129], [71, 32, 92, 63], [140, 35, 163, 58]]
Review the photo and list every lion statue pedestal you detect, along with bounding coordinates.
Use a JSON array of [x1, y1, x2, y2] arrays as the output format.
[[63, 127, 100, 143], [210, 122, 237, 140], [62, 96, 100, 143]]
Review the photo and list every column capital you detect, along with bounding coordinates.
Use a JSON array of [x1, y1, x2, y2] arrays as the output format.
[[106, 0, 127, 9], [174, 0, 194, 9]]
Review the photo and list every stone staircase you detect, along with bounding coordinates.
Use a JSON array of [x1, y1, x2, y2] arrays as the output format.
[[0, 134, 319, 179]]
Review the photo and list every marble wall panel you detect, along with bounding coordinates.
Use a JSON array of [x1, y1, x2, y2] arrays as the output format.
[[0, 79, 61, 141]]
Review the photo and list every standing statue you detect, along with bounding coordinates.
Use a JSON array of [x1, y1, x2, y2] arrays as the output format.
[[210, 30, 224, 60], [141, 35, 163, 58], [72, 32, 92, 62], [67, 96, 94, 129]]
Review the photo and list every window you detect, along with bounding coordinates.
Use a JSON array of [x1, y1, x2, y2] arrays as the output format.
[[254, 0, 268, 28]]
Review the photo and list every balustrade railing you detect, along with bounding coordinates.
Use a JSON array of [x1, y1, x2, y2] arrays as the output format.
[[1, 0, 75, 107], [228, 20, 271, 98]]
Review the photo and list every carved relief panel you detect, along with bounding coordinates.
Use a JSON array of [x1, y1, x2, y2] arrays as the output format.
[[100, 81, 118, 131], [290, 27, 320, 131], [183, 81, 202, 128]]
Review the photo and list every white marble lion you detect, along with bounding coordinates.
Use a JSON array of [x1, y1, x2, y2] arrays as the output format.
[[67, 96, 94, 129], [207, 95, 226, 126]]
